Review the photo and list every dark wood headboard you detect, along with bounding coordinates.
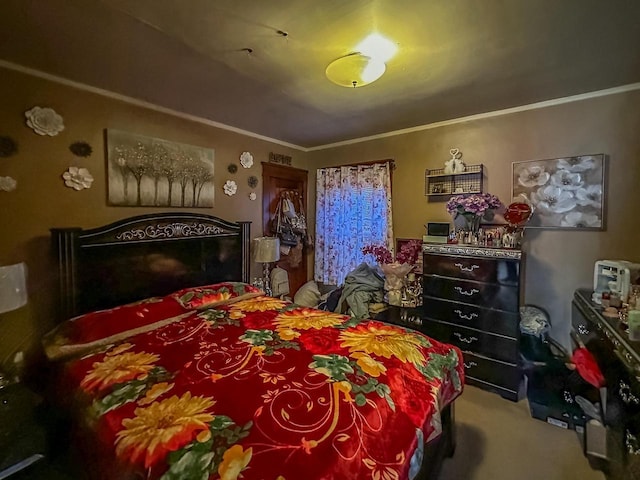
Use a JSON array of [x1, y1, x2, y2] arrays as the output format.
[[51, 213, 251, 321]]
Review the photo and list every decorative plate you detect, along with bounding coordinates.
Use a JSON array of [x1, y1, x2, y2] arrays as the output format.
[[249, 192, 257, 201], [0, 136, 18, 157], [25, 106, 65, 136], [69, 141, 93, 157], [62, 167, 94, 191], [0, 176, 17, 192], [223, 180, 238, 196], [240, 151, 254, 169], [248, 176, 258, 188]]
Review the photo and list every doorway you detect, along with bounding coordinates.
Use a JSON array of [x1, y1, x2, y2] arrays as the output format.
[[261, 162, 309, 296]]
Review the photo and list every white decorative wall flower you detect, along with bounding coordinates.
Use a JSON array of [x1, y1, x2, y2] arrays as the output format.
[[560, 211, 601, 228], [517, 165, 550, 188], [25, 106, 65, 136], [575, 184, 603, 208], [0, 176, 17, 192], [550, 170, 583, 190], [62, 167, 94, 190], [249, 192, 257, 201], [531, 185, 576, 214], [223, 179, 238, 196], [557, 156, 596, 172], [240, 151, 254, 169]]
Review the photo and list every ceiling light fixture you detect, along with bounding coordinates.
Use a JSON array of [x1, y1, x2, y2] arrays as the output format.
[[325, 33, 397, 88]]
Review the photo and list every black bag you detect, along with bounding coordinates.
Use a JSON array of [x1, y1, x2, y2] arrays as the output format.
[[278, 225, 299, 246]]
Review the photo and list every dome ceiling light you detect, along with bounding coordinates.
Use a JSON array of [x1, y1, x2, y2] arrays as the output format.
[[325, 33, 398, 88]]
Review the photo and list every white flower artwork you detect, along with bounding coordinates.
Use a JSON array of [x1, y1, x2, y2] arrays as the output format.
[[512, 154, 606, 229], [0, 176, 17, 192], [62, 167, 94, 191], [240, 151, 254, 169], [249, 192, 257, 201], [223, 179, 237, 196], [25, 106, 65, 136]]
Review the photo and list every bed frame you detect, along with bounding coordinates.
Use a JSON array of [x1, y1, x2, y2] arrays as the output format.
[[49, 212, 455, 479], [51, 212, 251, 322]]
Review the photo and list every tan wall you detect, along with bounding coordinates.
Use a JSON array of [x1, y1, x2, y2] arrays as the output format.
[[309, 90, 640, 345], [0, 67, 308, 370]]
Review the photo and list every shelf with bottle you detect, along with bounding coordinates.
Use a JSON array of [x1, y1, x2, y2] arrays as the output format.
[[425, 164, 484, 196]]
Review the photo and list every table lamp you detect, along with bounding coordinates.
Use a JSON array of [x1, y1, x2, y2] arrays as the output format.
[[0, 263, 27, 314], [253, 237, 280, 296]]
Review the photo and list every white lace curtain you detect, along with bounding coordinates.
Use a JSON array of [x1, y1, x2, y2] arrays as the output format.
[[314, 162, 394, 286]]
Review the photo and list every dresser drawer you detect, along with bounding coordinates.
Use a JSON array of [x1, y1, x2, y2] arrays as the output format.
[[423, 275, 519, 312], [423, 253, 520, 286], [461, 351, 521, 397], [422, 320, 519, 363], [423, 296, 518, 338]]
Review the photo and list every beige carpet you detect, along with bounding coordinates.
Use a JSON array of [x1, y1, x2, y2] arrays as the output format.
[[439, 386, 605, 480]]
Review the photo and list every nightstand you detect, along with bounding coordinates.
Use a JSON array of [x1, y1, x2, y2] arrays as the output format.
[[374, 305, 424, 331], [0, 382, 47, 478]]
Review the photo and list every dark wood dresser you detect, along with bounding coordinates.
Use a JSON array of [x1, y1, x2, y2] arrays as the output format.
[[421, 244, 524, 401], [573, 289, 640, 479]]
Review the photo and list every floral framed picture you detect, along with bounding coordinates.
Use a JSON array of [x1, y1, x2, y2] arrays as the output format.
[[511, 154, 606, 230]]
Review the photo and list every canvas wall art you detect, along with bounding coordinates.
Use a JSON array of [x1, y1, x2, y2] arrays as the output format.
[[512, 154, 605, 229], [107, 130, 215, 207]]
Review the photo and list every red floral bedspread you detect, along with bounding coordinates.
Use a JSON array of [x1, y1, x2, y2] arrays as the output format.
[[57, 291, 464, 480]]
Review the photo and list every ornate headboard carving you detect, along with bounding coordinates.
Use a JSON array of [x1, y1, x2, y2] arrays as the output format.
[[51, 213, 250, 321]]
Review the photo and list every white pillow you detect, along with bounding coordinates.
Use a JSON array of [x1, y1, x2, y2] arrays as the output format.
[[294, 280, 321, 307]]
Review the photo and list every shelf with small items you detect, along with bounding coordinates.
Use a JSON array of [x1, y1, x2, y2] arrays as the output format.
[[425, 164, 484, 196]]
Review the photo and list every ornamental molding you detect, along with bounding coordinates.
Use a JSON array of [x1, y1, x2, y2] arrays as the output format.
[[423, 243, 522, 260], [115, 222, 226, 241]]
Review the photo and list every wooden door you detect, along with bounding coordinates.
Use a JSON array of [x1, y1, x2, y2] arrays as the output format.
[[262, 162, 309, 296]]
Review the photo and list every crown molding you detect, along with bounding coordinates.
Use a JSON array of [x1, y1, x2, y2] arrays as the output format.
[[0, 59, 306, 151], [2, 58, 639, 153], [308, 82, 640, 151]]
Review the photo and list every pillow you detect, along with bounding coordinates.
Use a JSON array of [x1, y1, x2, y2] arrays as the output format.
[[294, 280, 322, 307], [42, 296, 188, 361], [169, 282, 264, 309]]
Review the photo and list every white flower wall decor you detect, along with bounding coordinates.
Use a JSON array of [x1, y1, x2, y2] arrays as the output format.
[[223, 180, 237, 196], [25, 107, 65, 136], [249, 192, 257, 201], [512, 154, 606, 230], [240, 151, 254, 169], [0, 176, 17, 192], [63, 167, 94, 191]]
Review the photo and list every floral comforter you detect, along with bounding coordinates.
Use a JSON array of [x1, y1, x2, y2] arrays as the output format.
[[52, 284, 464, 480]]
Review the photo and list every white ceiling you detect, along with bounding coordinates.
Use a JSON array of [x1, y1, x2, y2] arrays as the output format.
[[1, 0, 639, 148]]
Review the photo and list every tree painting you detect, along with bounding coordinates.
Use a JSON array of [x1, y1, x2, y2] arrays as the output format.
[[107, 130, 215, 207]]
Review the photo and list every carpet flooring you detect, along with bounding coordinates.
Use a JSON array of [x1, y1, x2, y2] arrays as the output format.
[[439, 386, 605, 480]]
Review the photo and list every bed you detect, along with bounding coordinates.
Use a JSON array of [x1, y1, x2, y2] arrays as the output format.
[[46, 212, 463, 480]]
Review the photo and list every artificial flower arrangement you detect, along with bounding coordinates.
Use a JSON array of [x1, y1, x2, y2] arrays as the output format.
[[446, 193, 503, 230], [361, 239, 422, 266], [362, 240, 423, 306]]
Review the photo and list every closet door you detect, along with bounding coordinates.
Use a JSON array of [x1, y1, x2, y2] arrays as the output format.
[[262, 162, 308, 296]]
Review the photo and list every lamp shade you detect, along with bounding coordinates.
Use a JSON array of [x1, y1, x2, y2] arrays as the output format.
[[254, 237, 280, 263], [0, 262, 28, 314]]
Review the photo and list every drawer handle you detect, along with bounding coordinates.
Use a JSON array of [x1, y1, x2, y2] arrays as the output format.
[[626, 430, 640, 455], [454, 309, 478, 321], [577, 324, 590, 335], [454, 332, 477, 344], [454, 286, 479, 296], [454, 263, 480, 273], [619, 381, 640, 405], [464, 361, 477, 369]]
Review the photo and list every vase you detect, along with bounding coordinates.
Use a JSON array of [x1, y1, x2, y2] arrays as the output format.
[[380, 262, 414, 306], [454, 214, 482, 233]]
